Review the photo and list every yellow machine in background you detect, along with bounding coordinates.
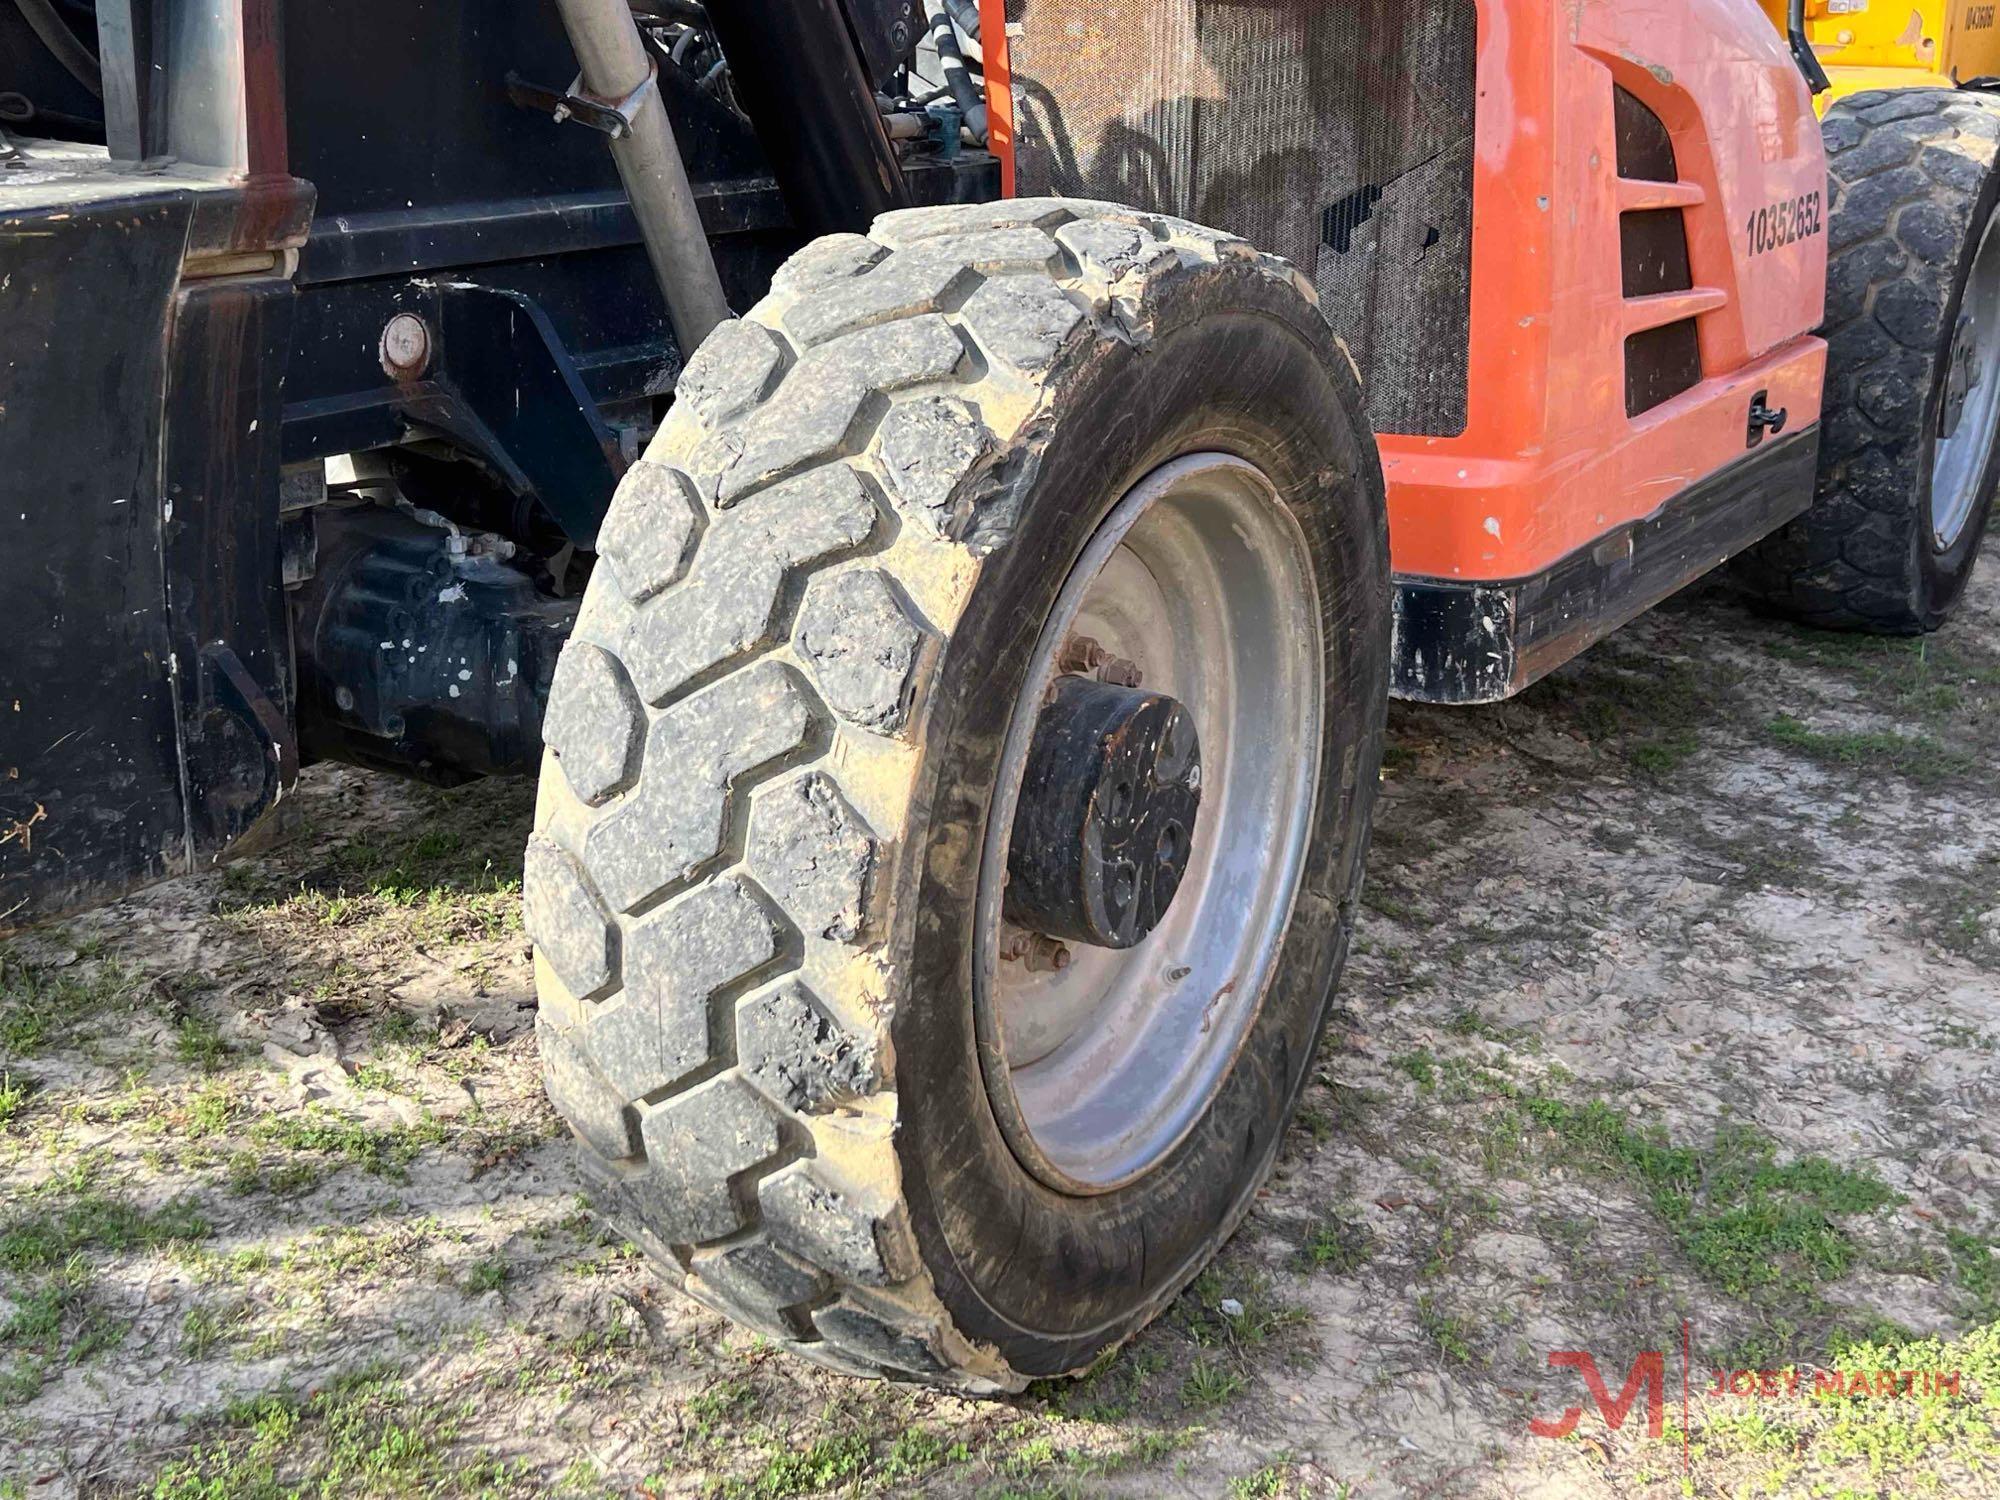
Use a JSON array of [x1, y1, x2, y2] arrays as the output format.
[[1763, 0, 2000, 105]]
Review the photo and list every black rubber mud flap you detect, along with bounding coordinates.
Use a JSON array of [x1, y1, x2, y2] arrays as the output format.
[[0, 177, 300, 930]]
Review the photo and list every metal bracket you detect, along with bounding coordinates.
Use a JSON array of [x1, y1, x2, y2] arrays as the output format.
[[505, 59, 659, 139], [391, 280, 630, 551]]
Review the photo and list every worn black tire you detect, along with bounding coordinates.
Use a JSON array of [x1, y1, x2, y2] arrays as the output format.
[[1732, 88, 2000, 632], [524, 198, 1388, 1389]]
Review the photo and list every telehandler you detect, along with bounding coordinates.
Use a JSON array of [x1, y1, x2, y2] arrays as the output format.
[[1, 0, 1994, 1390]]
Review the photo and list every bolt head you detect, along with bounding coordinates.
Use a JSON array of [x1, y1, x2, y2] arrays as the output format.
[[1022, 934, 1071, 973], [380, 313, 432, 378]]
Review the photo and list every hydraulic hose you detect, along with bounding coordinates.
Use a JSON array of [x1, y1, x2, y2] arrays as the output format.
[[925, 0, 986, 142], [1787, 0, 1831, 94], [943, 0, 980, 42]]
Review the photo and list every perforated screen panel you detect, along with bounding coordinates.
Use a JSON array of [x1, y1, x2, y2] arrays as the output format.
[[1006, 0, 1477, 435]]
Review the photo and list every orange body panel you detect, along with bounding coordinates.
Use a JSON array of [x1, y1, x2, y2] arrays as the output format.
[[982, 0, 1832, 591], [977, 0, 1016, 196], [1380, 0, 1828, 584]]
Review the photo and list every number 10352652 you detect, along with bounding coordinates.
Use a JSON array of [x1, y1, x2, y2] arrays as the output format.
[[1746, 190, 1823, 256]]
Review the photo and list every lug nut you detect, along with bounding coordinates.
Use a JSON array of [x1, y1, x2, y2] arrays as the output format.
[[1056, 634, 1141, 687], [999, 926, 1071, 972], [1098, 656, 1142, 687], [1057, 635, 1108, 674], [1023, 934, 1071, 972]]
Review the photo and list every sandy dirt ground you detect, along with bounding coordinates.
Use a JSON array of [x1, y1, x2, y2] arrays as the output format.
[[2, 561, 1997, 1500]]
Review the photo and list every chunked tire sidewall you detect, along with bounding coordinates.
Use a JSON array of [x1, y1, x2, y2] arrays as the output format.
[[897, 273, 1387, 1377]]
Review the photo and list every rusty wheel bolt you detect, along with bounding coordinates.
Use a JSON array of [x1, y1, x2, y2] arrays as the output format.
[[1057, 635, 1109, 675], [1098, 656, 1142, 687], [1023, 934, 1072, 972]]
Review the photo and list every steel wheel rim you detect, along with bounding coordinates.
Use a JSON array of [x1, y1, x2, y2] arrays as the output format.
[[972, 453, 1324, 1194], [1932, 208, 2000, 552]]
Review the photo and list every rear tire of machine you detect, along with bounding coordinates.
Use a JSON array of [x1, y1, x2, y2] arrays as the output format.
[[1734, 87, 2000, 632]]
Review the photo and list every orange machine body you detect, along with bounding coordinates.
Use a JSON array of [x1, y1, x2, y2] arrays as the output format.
[[1382, 0, 1827, 581], [985, 0, 1835, 701]]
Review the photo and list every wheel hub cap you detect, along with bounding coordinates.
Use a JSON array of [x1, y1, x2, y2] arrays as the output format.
[[1004, 675, 1203, 950], [972, 453, 1323, 1194]]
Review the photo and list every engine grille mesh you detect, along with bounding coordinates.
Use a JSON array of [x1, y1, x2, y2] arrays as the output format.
[[1006, 0, 1476, 435]]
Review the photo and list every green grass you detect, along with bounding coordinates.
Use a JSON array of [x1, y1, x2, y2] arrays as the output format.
[[1949, 1228, 2000, 1320], [1686, 822, 1814, 892], [186, 1083, 240, 1138], [148, 1361, 519, 1499], [677, 1376, 756, 1449], [460, 1257, 507, 1295], [1379, 742, 1421, 772], [1444, 1007, 1528, 1044], [347, 1062, 411, 1095], [1361, 886, 1435, 929], [1415, 1293, 1476, 1364], [1391, 1048, 1436, 1089], [1027, 1343, 1166, 1423], [181, 1300, 249, 1359], [1629, 728, 1700, 775], [318, 807, 526, 905], [1764, 628, 2000, 725], [1230, 1462, 1303, 1499], [0, 1191, 213, 1272], [1804, 1322, 2000, 1468], [1527, 647, 1742, 770], [1297, 1213, 1374, 1275], [1766, 714, 1970, 784], [726, 1433, 871, 1498], [1678, 1319, 2000, 1494], [1897, 866, 2000, 969], [1292, 1103, 1334, 1143], [174, 1013, 233, 1072], [1519, 1094, 1897, 1295], [1178, 1268, 1310, 1350], [0, 950, 143, 1056], [226, 1152, 323, 1199], [879, 1428, 971, 1483], [1414, 1184, 1499, 1282], [0, 1071, 28, 1129], [1180, 1357, 1246, 1410], [0, 1256, 128, 1396], [223, 787, 530, 949], [250, 1107, 448, 1181]]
